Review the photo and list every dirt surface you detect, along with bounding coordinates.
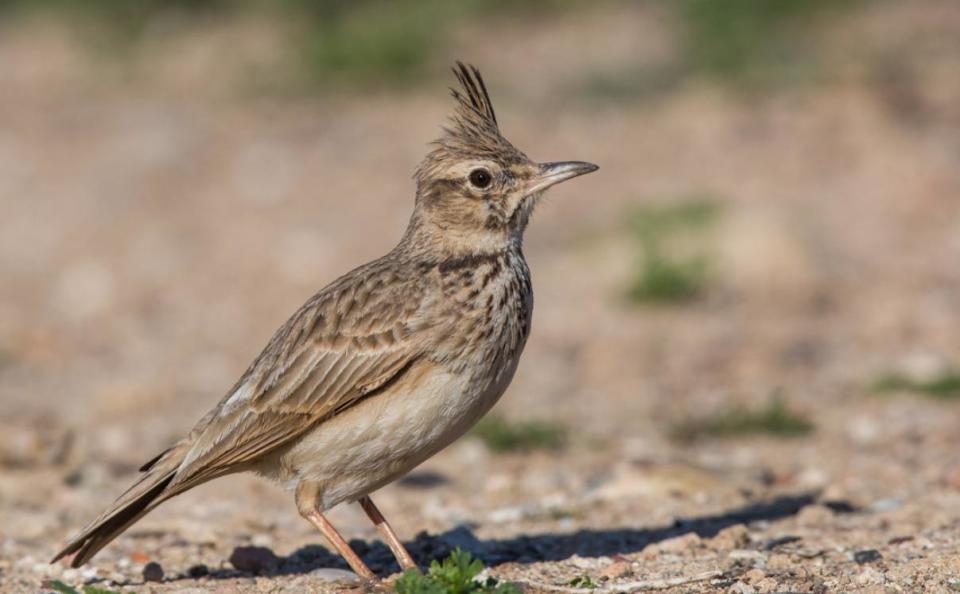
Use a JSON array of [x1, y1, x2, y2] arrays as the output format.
[[3, 3, 960, 593]]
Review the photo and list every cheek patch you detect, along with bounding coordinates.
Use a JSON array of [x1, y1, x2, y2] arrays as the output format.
[[485, 199, 508, 229]]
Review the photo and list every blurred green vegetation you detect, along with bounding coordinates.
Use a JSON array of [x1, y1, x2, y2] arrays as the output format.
[[0, 0, 867, 91], [471, 414, 568, 453], [0, 0, 578, 86], [293, 0, 582, 86], [672, 394, 814, 442], [626, 199, 720, 304], [580, 0, 865, 101], [871, 371, 960, 399], [671, 0, 862, 88]]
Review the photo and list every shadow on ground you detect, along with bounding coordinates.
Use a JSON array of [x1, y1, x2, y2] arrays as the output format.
[[171, 491, 848, 581]]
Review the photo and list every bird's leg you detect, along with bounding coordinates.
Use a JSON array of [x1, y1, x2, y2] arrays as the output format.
[[296, 482, 378, 582], [358, 495, 418, 572]]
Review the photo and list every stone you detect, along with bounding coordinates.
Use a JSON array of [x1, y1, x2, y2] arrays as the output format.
[[657, 532, 700, 553], [867, 498, 902, 513], [710, 524, 749, 550], [854, 549, 882, 564], [598, 560, 632, 579], [187, 564, 209, 578], [142, 561, 164, 582], [309, 568, 362, 583], [229, 546, 279, 574]]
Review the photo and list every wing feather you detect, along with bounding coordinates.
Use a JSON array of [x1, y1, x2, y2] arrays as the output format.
[[168, 260, 426, 489]]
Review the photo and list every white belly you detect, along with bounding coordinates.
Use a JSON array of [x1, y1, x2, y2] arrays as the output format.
[[269, 356, 519, 510]]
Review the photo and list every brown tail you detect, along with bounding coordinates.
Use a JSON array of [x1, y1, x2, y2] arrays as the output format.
[[51, 448, 186, 567]]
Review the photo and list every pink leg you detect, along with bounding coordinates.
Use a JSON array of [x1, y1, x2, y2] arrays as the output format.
[[358, 495, 418, 571]]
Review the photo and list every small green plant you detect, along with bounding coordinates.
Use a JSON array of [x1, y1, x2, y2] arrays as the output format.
[[672, 394, 814, 442], [47, 580, 126, 594], [568, 575, 599, 589], [395, 548, 520, 594], [871, 371, 960, 399], [471, 415, 568, 453], [627, 199, 720, 304], [629, 254, 709, 303]]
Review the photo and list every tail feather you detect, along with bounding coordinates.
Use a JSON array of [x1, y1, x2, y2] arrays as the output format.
[[52, 449, 185, 567], [138, 447, 173, 472]]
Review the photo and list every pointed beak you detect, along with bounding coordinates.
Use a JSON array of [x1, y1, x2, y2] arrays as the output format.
[[524, 161, 599, 197]]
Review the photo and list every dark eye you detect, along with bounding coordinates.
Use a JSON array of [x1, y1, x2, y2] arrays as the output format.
[[468, 168, 492, 189]]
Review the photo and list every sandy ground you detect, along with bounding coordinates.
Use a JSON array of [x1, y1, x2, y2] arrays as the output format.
[[3, 2, 960, 592]]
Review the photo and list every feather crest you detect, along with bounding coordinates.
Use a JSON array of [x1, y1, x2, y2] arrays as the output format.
[[416, 61, 527, 187]]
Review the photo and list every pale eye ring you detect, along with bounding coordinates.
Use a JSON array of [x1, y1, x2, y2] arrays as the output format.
[[468, 168, 492, 189]]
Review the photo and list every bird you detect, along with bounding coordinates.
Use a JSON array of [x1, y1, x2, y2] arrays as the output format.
[[52, 62, 597, 582]]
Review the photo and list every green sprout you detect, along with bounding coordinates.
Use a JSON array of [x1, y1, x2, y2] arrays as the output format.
[[395, 548, 520, 594]]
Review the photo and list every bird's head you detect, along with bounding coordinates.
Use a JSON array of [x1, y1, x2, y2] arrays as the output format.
[[408, 62, 597, 255]]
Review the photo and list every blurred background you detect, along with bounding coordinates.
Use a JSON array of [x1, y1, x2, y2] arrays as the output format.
[[2, 1, 960, 591]]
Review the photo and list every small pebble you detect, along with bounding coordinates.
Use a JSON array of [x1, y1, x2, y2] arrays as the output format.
[[658, 532, 701, 553], [310, 568, 362, 583], [598, 560, 632, 579], [868, 498, 902, 514], [188, 564, 209, 578], [853, 549, 882, 564], [710, 524, 749, 550], [143, 561, 164, 582], [230, 546, 279, 574]]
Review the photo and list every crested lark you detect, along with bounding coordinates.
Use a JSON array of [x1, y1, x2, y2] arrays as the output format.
[[53, 62, 597, 580]]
